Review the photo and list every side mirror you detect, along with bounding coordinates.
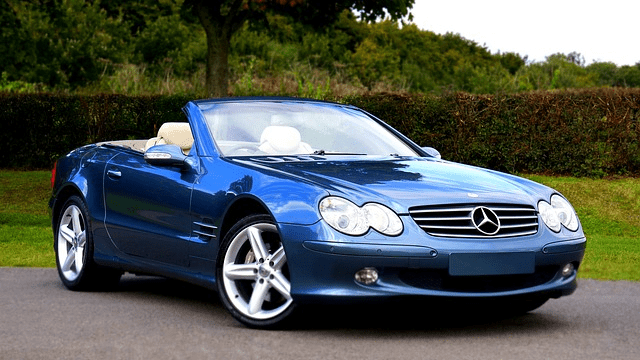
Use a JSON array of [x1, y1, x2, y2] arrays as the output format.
[[144, 144, 188, 167], [422, 147, 442, 159]]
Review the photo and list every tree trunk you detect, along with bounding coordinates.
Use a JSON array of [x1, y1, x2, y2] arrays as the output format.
[[192, 1, 234, 98], [203, 28, 231, 98]]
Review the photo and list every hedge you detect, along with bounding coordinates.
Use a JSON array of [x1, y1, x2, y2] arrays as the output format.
[[346, 89, 640, 177], [0, 94, 190, 169], [1, 89, 639, 177]]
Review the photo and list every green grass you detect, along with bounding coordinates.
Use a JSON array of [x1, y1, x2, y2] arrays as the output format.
[[1, 170, 639, 281], [0, 171, 54, 267], [524, 175, 640, 281]]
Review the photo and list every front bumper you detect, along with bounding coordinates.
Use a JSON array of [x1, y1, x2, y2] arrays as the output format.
[[281, 221, 586, 304]]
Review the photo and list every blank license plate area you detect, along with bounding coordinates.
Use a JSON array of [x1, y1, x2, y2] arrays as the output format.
[[449, 252, 535, 276]]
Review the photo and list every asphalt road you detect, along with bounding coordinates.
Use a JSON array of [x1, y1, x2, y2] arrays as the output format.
[[1, 268, 639, 360]]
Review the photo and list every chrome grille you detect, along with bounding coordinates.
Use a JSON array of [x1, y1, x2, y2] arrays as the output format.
[[409, 203, 538, 238]]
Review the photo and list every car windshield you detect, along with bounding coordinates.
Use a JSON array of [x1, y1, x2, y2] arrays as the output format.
[[198, 101, 419, 157]]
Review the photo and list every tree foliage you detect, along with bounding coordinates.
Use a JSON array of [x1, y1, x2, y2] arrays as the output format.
[[184, 0, 414, 97], [1, 0, 639, 95], [1, 0, 130, 88]]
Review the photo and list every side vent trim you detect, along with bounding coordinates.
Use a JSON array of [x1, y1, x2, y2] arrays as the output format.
[[193, 221, 218, 241]]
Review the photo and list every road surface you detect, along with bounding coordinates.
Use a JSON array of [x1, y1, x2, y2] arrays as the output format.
[[1, 268, 638, 359]]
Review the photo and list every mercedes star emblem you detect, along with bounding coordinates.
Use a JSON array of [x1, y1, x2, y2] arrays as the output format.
[[471, 206, 501, 235]]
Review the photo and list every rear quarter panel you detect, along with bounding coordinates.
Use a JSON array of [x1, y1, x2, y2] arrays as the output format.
[[50, 145, 121, 246]]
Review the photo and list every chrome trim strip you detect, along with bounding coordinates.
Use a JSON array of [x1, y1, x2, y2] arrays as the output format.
[[428, 230, 538, 238], [193, 230, 216, 238], [490, 207, 537, 212], [412, 216, 471, 221], [418, 225, 476, 230], [194, 222, 218, 230], [500, 223, 538, 229], [499, 215, 538, 220], [410, 208, 474, 213]]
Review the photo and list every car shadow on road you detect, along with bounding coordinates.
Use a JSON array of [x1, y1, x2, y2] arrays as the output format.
[[108, 274, 569, 334], [113, 274, 219, 303], [291, 298, 569, 334]]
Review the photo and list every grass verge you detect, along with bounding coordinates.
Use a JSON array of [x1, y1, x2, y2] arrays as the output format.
[[0, 171, 55, 267], [1, 170, 639, 281], [524, 175, 640, 281]]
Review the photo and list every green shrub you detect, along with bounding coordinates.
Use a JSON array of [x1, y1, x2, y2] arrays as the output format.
[[345, 89, 640, 177], [1, 89, 638, 177], [0, 94, 190, 169]]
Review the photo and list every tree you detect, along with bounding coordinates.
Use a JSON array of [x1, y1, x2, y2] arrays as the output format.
[[1, 0, 130, 88], [586, 61, 618, 87], [185, 0, 414, 97], [615, 64, 640, 87], [498, 52, 526, 75]]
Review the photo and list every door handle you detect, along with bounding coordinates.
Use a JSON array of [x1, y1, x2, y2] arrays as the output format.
[[107, 169, 122, 178]]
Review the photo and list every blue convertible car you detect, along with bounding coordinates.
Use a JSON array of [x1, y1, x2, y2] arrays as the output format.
[[50, 97, 586, 328]]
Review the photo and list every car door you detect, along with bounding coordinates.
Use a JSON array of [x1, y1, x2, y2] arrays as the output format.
[[103, 151, 198, 266]]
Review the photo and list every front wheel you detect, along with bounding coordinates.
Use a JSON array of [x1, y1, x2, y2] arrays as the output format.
[[217, 215, 295, 329]]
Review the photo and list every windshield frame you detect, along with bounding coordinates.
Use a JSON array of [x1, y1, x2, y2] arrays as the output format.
[[196, 99, 425, 158]]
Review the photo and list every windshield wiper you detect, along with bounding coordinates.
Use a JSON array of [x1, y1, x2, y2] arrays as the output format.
[[312, 150, 367, 156]]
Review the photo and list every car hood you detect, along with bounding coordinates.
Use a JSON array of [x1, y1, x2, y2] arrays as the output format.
[[233, 156, 552, 212]]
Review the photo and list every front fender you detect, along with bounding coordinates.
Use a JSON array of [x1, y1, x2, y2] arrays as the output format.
[[250, 179, 328, 226]]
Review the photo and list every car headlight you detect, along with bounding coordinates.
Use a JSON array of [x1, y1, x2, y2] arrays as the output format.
[[319, 197, 403, 236], [538, 194, 579, 232]]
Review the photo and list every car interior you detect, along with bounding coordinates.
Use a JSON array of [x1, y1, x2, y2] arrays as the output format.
[[144, 122, 194, 154]]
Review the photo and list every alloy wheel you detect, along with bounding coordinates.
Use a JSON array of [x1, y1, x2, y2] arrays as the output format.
[[57, 204, 86, 282], [221, 222, 293, 321]]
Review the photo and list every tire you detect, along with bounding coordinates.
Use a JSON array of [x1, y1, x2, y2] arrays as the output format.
[[54, 195, 121, 291], [217, 215, 295, 329]]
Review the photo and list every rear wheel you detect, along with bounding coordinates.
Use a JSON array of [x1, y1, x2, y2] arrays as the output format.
[[217, 215, 295, 329], [54, 196, 121, 290]]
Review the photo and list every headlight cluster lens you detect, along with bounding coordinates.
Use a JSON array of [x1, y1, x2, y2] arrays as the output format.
[[319, 197, 403, 236], [538, 194, 579, 232]]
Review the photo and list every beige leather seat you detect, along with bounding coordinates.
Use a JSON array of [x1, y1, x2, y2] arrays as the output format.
[[145, 122, 194, 154], [258, 126, 313, 155]]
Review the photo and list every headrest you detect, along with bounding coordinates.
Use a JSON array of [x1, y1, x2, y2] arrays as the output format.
[[157, 122, 194, 151], [259, 126, 302, 153]]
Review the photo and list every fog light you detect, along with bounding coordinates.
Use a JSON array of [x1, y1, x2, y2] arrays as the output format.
[[355, 268, 379, 285], [561, 263, 575, 277]]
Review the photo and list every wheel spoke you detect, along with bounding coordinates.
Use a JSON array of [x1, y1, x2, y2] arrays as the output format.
[[77, 231, 86, 247], [71, 207, 82, 236], [247, 226, 268, 262], [248, 279, 270, 315], [224, 263, 258, 281], [59, 225, 75, 244], [62, 248, 75, 272], [75, 246, 84, 272], [270, 245, 286, 270], [269, 272, 292, 300]]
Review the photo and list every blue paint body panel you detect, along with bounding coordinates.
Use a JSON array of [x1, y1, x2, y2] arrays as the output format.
[[50, 97, 586, 304]]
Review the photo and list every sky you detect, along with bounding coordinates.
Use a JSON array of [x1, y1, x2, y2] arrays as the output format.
[[409, 0, 639, 66]]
